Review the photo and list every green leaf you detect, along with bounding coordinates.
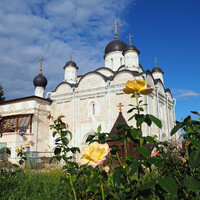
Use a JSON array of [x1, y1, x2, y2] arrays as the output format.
[[12, 164, 19, 168], [189, 149, 200, 169], [68, 131, 73, 140], [97, 125, 101, 133], [149, 114, 162, 128], [61, 131, 67, 137], [138, 107, 144, 111], [183, 177, 200, 193], [144, 136, 156, 144], [147, 157, 163, 168], [136, 115, 145, 127], [52, 131, 57, 137], [113, 169, 121, 187], [138, 179, 156, 190], [130, 128, 141, 139], [170, 122, 184, 136], [191, 139, 200, 149], [128, 115, 135, 121], [137, 146, 150, 157], [19, 160, 24, 165], [89, 172, 99, 186], [54, 147, 61, 155], [129, 163, 139, 177], [49, 156, 55, 164], [55, 155, 61, 161], [158, 175, 178, 195], [191, 111, 200, 116], [127, 107, 136, 113], [62, 137, 69, 146], [145, 116, 152, 126], [86, 135, 96, 143], [126, 155, 136, 162], [71, 147, 80, 154]]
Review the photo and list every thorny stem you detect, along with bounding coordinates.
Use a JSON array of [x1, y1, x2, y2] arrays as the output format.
[[135, 93, 142, 186], [135, 93, 143, 147], [124, 138, 128, 156], [69, 173, 77, 200], [174, 175, 189, 199], [101, 182, 105, 200], [116, 153, 130, 184], [116, 152, 123, 167], [102, 182, 120, 200]]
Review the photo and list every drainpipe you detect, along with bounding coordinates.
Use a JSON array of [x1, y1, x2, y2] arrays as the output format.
[[156, 86, 162, 141], [143, 74, 150, 136], [72, 87, 75, 146], [46, 92, 52, 99], [166, 94, 170, 139], [172, 98, 177, 141], [107, 81, 111, 130], [36, 103, 41, 168]]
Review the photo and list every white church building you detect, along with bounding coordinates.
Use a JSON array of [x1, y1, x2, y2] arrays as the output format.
[[0, 25, 179, 164]]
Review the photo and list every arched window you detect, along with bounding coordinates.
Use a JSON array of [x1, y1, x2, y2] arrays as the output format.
[[111, 58, 113, 68], [89, 101, 96, 116], [92, 103, 95, 115]]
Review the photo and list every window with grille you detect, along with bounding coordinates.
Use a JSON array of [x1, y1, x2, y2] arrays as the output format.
[[0, 114, 33, 134]]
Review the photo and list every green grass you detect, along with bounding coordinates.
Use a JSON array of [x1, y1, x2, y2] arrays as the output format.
[[0, 168, 71, 200]]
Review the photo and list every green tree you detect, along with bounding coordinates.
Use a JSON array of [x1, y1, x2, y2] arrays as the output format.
[[0, 85, 5, 102]]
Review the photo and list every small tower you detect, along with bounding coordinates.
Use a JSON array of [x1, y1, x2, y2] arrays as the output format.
[[63, 52, 78, 84], [152, 57, 164, 83], [33, 57, 48, 98], [123, 33, 140, 71], [104, 20, 127, 71]]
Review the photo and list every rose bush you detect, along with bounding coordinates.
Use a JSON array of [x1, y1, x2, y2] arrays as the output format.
[[11, 79, 199, 199]]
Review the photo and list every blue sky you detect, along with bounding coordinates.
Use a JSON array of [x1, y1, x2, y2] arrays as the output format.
[[0, 0, 199, 121]]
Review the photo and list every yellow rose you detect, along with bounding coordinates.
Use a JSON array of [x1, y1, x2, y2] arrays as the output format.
[[78, 142, 110, 168], [123, 79, 153, 95], [182, 157, 187, 163], [103, 165, 110, 173], [15, 147, 22, 153], [185, 141, 191, 147], [22, 141, 30, 148]]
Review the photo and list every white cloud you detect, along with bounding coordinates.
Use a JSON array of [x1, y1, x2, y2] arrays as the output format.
[[172, 89, 200, 99], [0, 0, 135, 100]]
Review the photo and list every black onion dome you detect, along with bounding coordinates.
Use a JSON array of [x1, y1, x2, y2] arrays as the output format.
[[33, 74, 48, 88], [105, 39, 127, 56], [152, 66, 164, 74], [123, 44, 140, 55], [63, 60, 78, 70]]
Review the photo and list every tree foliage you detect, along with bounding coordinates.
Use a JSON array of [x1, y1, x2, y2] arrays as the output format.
[[0, 84, 5, 102]]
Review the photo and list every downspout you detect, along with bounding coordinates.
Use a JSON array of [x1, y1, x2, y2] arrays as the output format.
[[173, 98, 177, 141], [72, 87, 75, 147], [156, 86, 162, 141], [166, 94, 170, 139], [36, 103, 41, 168], [107, 81, 111, 130], [46, 92, 52, 99], [143, 74, 150, 136]]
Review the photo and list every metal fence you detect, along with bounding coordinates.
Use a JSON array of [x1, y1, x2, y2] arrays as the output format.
[[25, 151, 54, 169], [0, 143, 7, 160]]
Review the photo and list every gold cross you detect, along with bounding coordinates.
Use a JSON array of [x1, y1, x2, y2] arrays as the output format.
[[39, 57, 44, 74], [154, 57, 158, 67], [127, 33, 133, 45], [70, 50, 72, 61], [117, 102, 124, 112], [110, 20, 122, 39]]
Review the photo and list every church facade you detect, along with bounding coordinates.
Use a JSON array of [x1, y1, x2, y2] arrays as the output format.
[[0, 29, 179, 164]]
